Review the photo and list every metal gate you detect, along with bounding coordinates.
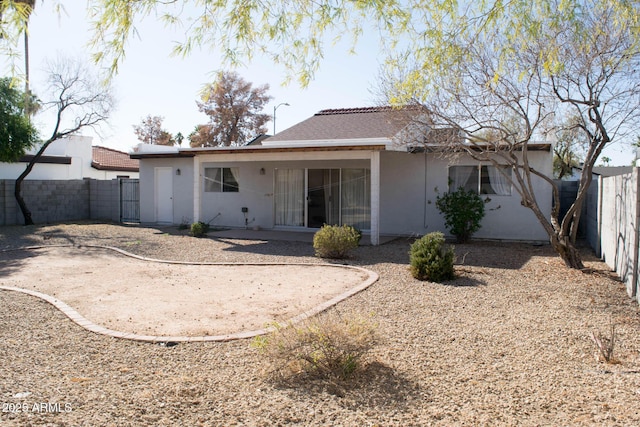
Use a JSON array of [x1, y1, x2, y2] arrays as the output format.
[[120, 178, 140, 223]]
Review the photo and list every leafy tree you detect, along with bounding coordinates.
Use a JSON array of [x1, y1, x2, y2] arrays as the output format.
[[0, 77, 38, 162], [174, 131, 184, 146], [194, 71, 272, 147], [0, 0, 33, 77], [377, 2, 639, 269], [599, 157, 612, 167], [17, 0, 34, 108], [548, 115, 588, 179], [188, 124, 213, 148], [1, 0, 49, 118], [133, 115, 175, 145], [15, 57, 114, 225], [80, 1, 411, 86]]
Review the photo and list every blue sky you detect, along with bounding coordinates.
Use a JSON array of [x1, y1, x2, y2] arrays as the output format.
[[8, 2, 638, 166], [21, 2, 381, 153]]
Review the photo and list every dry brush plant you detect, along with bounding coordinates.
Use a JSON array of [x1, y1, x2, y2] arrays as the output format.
[[252, 310, 378, 381], [591, 322, 619, 364]]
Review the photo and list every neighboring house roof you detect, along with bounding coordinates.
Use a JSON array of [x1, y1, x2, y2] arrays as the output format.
[[92, 146, 139, 172], [266, 105, 429, 142], [591, 166, 634, 177], [245, 134, 270, 146]]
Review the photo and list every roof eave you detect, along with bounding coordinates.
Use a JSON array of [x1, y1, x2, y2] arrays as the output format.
[[132, 144, 388, 159], [91, 162, 140, 172], [261, 137, 391, 147], [407, 143, 552, 153]]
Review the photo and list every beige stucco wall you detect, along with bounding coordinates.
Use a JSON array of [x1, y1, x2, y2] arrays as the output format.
[[139, 148, 552, 242], [138, 157, 194, 224], [379, 150, 552, 241]]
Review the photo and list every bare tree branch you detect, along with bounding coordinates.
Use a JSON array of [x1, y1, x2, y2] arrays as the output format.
[[14, 57, 114, 225]]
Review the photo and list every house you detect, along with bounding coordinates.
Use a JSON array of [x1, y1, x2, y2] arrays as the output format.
[[0, 135, 139, 180], [132, 106, 552, 244]]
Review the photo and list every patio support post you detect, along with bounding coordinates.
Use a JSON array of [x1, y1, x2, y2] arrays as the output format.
[[193, 155, 201, 222], [370, 150, 381, 245]]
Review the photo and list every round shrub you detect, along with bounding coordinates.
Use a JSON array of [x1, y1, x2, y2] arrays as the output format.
[[409, 232, 455, 282], [313, 224, 361, 259], [190, 221, 210, 238], [435, 187, 485, 243]]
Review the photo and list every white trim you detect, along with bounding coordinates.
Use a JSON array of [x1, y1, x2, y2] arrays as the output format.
[[196, 150, 376, 163], [370, 151, 381, 245], [304, 169, 309, 228], [262, 137, 390, 147], [193, 156, 201, 222]]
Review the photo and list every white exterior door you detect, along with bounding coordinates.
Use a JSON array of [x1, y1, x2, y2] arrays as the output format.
[[155, 167, 173, 223]]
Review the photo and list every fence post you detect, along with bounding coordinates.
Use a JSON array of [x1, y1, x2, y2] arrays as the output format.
[[635, 168, 640, 302], [597, 175, 603, 258]]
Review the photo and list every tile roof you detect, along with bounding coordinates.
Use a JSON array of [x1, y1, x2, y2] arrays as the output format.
[[92, 146, 139, 172], [267, 105, 430, 142]]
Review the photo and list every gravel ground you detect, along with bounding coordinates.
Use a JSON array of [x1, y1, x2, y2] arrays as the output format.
[[1, 222, 640, 426]]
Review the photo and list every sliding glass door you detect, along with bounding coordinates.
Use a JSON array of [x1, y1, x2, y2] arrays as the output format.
[[307, 169, 340, 228], [274, 169, 305, 226], [341, 168, 370, 230], [274, 168, 370, 229]]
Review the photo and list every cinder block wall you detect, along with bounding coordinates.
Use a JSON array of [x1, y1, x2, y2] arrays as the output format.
[[89, 179, 120, 222], [0, 179, 125, 225], [23, 180, 90, 224]]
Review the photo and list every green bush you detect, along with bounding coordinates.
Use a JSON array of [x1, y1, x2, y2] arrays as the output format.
[[313, 224, 361, 259], [252, 311, 378, 380], [190, 221, 210, 238], [435, 187, 485, 243], [409, 232, 455, 282]]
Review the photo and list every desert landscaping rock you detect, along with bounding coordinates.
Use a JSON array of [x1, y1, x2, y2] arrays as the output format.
[[1, 222, 640, 426]]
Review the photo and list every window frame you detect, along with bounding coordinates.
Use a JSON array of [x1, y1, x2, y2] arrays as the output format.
[[448, 164, 512, 196], [203, 167, 239, 193]]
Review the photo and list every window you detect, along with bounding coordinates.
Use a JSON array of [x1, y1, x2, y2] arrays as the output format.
[[448, 165, 511, 195], [204, 167, 239, 192]]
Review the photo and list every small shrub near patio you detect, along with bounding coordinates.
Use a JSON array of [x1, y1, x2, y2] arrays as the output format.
[[409, 232, 455, 282], [252, 311, 377, 381], [435, 187, 485, 243], [313, 224, 361, 259], [190, 221, 210, 238]]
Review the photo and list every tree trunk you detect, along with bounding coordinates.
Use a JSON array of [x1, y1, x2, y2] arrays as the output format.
[[14, 176, 34, 225], [550, 235, 584, 269], [14, 138, 54, 226]]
